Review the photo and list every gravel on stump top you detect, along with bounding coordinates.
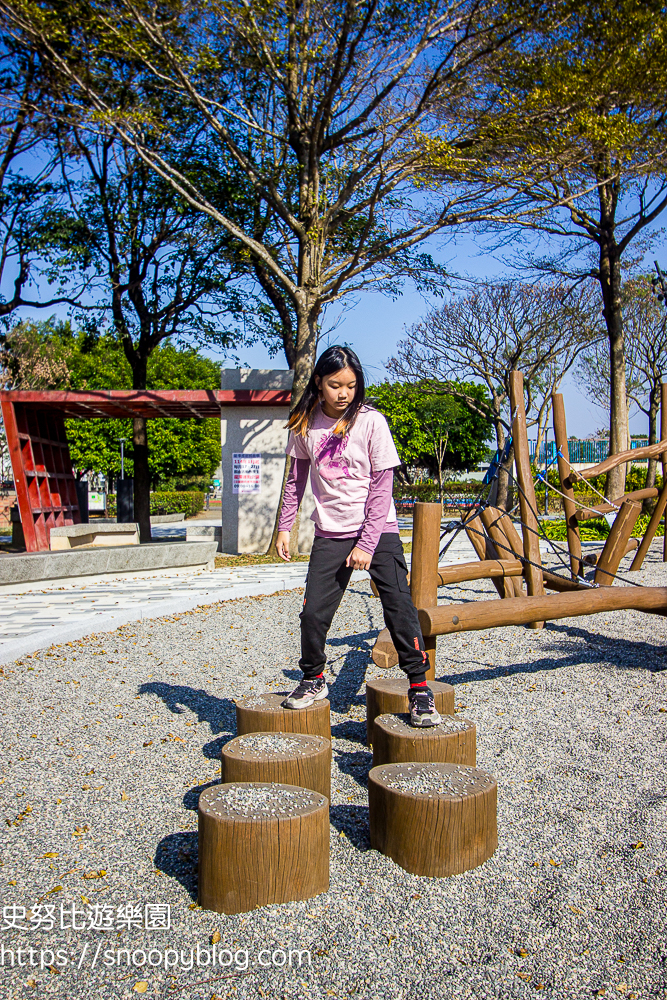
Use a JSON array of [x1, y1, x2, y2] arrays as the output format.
[[371, 761, 494, 797], [223, 732, 330, 759], [198, 782, 327, 820]]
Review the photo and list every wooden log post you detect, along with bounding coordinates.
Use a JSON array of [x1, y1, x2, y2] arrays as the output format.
[[365, 677, 455, 746], [410, 502, 442, 681], [465, 512, 507, 598], [631, 485, 667, 571], [552, 392, 583, 578], [221, 732, 332, 800], [371, 627, 399, 669], [235, 693, 330, 739], [372, 713, 476, 768], [418, 585, 667, 637], [479, 507, 523, 598], [198, 782, 329, 914], [509, 371, 545, 626], [368, 762, 497, 876], [594, 500, 642, 586]]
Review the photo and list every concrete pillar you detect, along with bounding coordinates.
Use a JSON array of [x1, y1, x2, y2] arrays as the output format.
[[220, 370, 315, 554]]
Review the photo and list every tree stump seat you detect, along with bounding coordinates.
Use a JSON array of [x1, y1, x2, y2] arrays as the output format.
[[221, 732, 331, 800], [198, 782, 329, 914], [372, 713, 476, 768], [368, 762, 497, 876], [365, 678, 455, 745], [235, 693, 330, 739]]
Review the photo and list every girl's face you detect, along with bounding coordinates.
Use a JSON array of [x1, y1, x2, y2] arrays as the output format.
[[316, 366, 357, 418]]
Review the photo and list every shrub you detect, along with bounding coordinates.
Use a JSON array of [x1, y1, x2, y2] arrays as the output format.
[[107, 491, 205, 519]]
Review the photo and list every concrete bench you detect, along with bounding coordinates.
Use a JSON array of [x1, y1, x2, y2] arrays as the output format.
[[186, 524, 222, 551], [49, 523, 139, 550]]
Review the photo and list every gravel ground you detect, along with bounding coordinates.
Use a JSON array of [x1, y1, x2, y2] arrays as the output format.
[[1, 541, 666, 999]]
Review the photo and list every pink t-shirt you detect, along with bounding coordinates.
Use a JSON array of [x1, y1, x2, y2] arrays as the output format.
[[286, 404, 401, 534]]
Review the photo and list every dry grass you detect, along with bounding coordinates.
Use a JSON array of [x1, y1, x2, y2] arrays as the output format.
[[214, 552, 310, 568]]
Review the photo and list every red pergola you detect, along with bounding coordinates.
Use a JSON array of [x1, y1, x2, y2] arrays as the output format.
[[0, 388, 291, 552]]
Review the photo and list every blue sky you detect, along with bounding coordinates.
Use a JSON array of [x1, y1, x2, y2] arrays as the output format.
[[230, 230, 659, 441]]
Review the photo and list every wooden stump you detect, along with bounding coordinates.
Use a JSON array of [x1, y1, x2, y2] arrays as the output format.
[[365, 678, 455, 746], [372, 713, 476, 768], [198, 782, 329, 914], [235, 693, 330, 739], [221, 732, 331, 800], [368, 762, 497, 876]]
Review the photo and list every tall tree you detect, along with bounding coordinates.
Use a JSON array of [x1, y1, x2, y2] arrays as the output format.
[[388, 280, 601, 507], [576, 275, 667, 506], [53, 126, 251, 539], [422, 1, 667, 498], [4, 0, 548, 398]]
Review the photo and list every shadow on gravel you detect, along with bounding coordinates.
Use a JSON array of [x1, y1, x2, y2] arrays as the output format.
[[438, 621, 667, 686], [139, 681, 237, 731], [154, 830, 198, 900], [331, 718, 367, 744], [334, 747, 372, 788], [183, 778, 221, 811], [327, 632, 377, 713], [329, 804, 371, 850]]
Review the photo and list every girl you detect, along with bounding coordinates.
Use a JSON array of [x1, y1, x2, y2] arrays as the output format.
[[276, 345, 441, 728]]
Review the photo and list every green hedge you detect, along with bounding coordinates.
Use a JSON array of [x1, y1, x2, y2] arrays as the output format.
[[107, 491, 205, 519]]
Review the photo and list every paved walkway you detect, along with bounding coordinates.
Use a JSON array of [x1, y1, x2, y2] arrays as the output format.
[[0, 518, 561, 664]]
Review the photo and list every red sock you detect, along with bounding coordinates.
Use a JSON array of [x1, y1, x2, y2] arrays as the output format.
[[409, 679, 427, 689]]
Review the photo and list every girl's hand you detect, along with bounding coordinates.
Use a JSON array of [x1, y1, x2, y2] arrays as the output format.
[[276, 530, 291, 561], [345, 546, 372, 571]]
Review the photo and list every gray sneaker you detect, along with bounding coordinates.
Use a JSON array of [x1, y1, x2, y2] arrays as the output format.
[[281, 676, 329, 709], [408, 686, 441, 727]]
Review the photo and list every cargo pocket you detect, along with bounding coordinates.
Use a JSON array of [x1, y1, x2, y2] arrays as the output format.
[[394, 554, 410, 594]]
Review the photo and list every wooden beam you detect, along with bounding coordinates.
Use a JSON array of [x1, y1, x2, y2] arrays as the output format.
[[594, 500, 641, 586], [575, 488, 659, 521], [509, 370, 545, 623], [464, 513, 506, 598], [479, 508, 523, 597], [566, 438, 667, 484], [631, 412, 667, 571], [417, 586, 667, 637], [410, 502, 442, 680], [662, 383, 667, 563], [436, 559, 523, 585]]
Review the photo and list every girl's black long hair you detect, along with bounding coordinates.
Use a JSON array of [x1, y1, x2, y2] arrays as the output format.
[[287, 345, 365, 437]]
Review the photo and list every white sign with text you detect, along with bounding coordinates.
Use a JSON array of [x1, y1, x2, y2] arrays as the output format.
[[232, 453, 261, 494]]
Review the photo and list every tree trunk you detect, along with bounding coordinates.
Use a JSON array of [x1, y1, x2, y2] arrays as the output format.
[[265, 299, 320, 555], [598, 233, 627, 500], [131, 356, 151, 543]]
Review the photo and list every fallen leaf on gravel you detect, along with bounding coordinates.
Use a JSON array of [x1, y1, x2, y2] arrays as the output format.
[[615, 985, 627, 993], [568, 905, 583, 914], [549, 859, 561, 867], [188, 903, 199, 910], [133, 983, 148, 994], [82, 870, 107, 879], [211, 930, 221, 944], [41, 853, 58, 858], [516, 948, 528, 957], [143, 741, 153, 747], [516, 972, 531, 981], [73, 825, 89, 837], [121, 791, 129, 801], [81, 895, 90, 904], [631, 842, 644, 849]]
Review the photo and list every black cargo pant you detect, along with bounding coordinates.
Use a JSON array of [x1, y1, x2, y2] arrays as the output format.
[[299, 532, 429, 682]]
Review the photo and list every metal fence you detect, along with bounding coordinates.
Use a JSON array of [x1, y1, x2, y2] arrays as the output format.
[[529, 439, 649, 465]]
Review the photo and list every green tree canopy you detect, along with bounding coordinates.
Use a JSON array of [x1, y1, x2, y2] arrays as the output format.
[[6, 318, 222, 486], [367, 381, 492, 484]]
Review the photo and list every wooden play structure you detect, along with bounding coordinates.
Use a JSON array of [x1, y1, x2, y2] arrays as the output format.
[[372, 371, 667, 672]]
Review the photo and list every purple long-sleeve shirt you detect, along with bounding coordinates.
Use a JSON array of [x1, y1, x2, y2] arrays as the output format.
[[278, 457, 399, 556]]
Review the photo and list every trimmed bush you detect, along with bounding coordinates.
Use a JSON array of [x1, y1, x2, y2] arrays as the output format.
[[107, 491, 205, 519]]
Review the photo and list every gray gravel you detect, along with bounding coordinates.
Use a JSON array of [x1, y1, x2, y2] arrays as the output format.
[[0, 542, 666, 998]]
